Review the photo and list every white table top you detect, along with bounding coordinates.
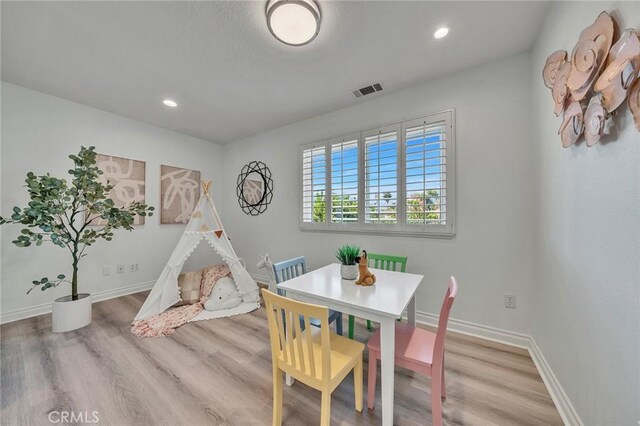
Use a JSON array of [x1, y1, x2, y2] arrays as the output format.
[[278, 263, 423, 318]]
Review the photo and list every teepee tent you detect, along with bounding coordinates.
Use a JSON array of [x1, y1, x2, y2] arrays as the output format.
[[134, 181, 260, 321]]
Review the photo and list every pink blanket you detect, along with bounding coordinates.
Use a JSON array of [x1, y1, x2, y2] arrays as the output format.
[[131, 264, 231, 337]]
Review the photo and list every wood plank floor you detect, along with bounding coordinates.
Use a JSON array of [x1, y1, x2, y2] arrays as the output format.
[[1, 291, 562, 425]]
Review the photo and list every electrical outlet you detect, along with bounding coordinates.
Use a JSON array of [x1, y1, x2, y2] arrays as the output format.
[[102, 266, 111, 276], [117, 264, 125, 274], [504, 294, 516, 309], [130, 263, 140, 272]]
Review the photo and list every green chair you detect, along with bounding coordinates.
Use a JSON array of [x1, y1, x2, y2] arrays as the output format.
[[347, 253, 408, 339]]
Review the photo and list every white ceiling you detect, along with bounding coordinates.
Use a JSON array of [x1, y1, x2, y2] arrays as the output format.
[[1, 1, 549, 144]]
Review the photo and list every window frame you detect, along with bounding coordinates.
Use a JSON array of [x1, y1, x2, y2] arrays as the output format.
[[328, 132, 361, 231], [361, 123, 403, 233], [299, 109, 455, 238], [401, 111, 455, 237], [299, 141, 330, 230]]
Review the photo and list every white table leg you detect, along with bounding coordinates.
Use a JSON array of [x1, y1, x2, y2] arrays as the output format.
[[379, 318, 395, 426], [408, 295, 416, 327]]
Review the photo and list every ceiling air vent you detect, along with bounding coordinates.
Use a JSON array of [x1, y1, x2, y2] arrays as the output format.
[[352, 82, 383, 98]]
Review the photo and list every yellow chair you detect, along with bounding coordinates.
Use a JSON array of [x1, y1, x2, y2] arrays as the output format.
[[262, 289, 364, 426]]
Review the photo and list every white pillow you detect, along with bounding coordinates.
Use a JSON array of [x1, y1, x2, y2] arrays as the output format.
[[204, 277, 242, 311]]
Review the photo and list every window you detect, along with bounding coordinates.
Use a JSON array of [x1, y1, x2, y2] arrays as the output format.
[[301, 144, 327, 224], [300, 110, 454, 237], [330, 136, 359, 224], [364, 126, 399, 226], [404, 116, 448, 229]]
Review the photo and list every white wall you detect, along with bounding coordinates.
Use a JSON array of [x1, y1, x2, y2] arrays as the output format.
[[221, 53, 536, 335], [4, 9, 638, 420], [531, 2, 640, 424], [1, 82, 223, 321]]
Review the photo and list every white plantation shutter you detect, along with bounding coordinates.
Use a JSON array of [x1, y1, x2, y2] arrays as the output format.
[[363, 126, 400, 226], [300, 110, 455, 236], [301, 144, 328, 224], [330, 137, 359, 224], [403, 111, 454, 233]]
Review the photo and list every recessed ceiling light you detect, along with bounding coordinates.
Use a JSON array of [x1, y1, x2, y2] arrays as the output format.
[[163, 99, 177, 107], [433, 26, 450, 40], [266, 0, 321, 46]]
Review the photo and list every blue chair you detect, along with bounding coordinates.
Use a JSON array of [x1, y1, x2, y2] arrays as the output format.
[[273, 256, 343, 336]]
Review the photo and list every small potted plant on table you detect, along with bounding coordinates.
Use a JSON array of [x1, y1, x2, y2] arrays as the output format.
[[336, 245, 360, 280], [0, 146, 154, 332]]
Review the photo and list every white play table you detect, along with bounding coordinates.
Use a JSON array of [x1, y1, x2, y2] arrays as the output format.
[[278, 263, 423, 426]]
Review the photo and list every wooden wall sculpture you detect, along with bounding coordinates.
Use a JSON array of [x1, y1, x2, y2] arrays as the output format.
[[542, 11, 640, 147]]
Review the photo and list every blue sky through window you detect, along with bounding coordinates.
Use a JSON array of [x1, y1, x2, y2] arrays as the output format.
[[331, 140, 358, 223]]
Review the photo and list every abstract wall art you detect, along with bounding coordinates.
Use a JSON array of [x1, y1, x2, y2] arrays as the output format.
[[160, 165, 201, 224], [92, 154, 146, 225], [542, 11, 640, 147]]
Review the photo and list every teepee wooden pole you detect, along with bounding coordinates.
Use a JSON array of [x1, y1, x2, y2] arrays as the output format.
[[201, 180, 241, 261]]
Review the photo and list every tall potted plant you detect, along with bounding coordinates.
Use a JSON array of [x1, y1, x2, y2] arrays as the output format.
[[0, 146, 154, 332], [336, 245, 360, 280]]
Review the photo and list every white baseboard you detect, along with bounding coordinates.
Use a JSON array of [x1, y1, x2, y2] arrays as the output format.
[[528, 336, 583, 426], [0, 281, 155, 324], [415, 310, 583, 426], [250, 272, 273, 285], [416, 310, 531, 349]]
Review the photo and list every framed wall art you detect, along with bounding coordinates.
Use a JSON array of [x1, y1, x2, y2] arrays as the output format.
[[160, 165, 201, 224], [89, 154, 146, 225]]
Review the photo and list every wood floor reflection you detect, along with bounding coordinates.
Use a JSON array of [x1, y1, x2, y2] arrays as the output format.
[[1, 291, 562, 425]]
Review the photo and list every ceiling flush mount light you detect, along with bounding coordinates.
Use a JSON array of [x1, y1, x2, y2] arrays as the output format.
[[266, 0, 321, 46], [163, 99, 178, 107], [433, 26, 450, 40]]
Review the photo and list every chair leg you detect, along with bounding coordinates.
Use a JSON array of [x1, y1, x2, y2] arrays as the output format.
[[336, 312, 343, 336], [320, 390, 331, 426], [367, 351, 377, 409], [366, 320, 373, 331], [354, 356, 363, 412], [273, 368, 283, 426], [348, 315, 355, 339], [441, 359, 446, 400], [431, 368, 443, 426]]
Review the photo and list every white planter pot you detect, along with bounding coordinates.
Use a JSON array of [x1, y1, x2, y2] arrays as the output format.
[[340, 264, 358, 280], [52, 293, 92, 333]]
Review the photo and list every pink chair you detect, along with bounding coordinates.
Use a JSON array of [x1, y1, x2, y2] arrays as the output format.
[[366, 276, 458, 426]]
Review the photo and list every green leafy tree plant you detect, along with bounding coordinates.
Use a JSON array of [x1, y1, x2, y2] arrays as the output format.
[[0, 146, 154, 300], [407, 190, 440, 223], [335, 245, 360, 266], [313, 191, 326, 222]]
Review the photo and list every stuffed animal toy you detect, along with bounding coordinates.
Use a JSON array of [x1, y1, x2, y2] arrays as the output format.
[[204, 277, 242, 311], [355, 250, 376, 286], [257, 253, 277, 293]]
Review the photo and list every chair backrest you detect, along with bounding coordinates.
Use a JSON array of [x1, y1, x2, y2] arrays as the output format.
[[261, 289, 331, 383], [367, 253, 408, 273], [433, 276, 458, 368], [272, 256, 307, 284]]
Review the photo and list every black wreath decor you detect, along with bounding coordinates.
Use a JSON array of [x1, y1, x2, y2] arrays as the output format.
[[236, 161, 273, 216]]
